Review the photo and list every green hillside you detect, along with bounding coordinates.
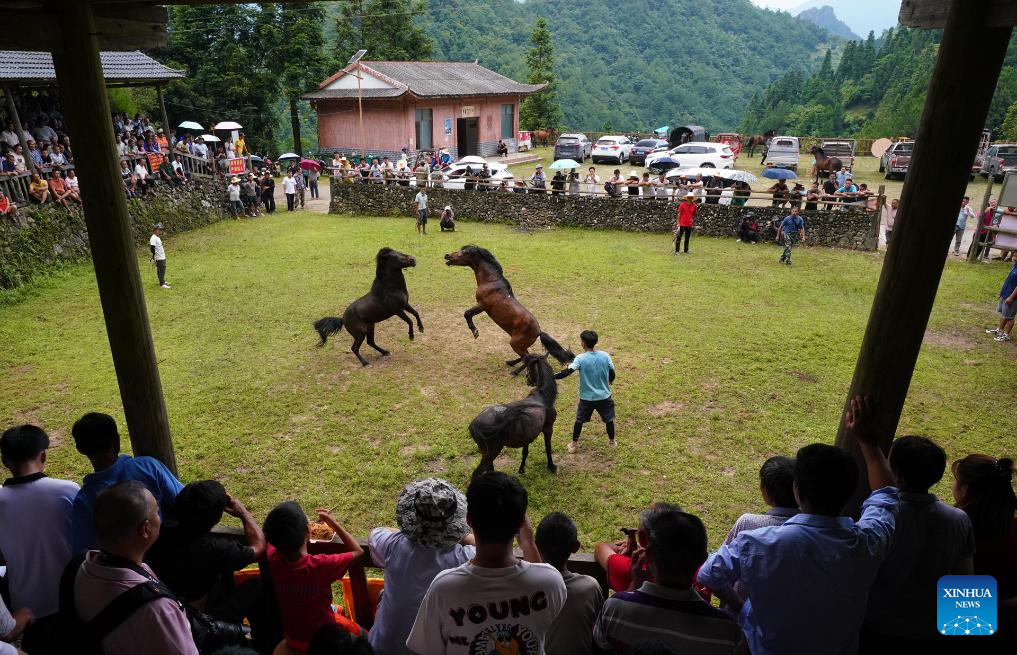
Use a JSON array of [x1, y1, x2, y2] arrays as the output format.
[[328, 0, 839, 132]]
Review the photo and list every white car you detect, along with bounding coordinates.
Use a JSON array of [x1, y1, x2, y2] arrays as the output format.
[[442, 162, 513, 190], [591, 136, 632, 164], [645, 142, 735, 170]]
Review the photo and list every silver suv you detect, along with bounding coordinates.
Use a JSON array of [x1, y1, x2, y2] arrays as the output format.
[[553, 134, 592, 162]]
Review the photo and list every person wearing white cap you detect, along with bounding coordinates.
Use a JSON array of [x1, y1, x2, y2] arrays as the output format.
[[149, 223, 170, 288], [529, 164, 546, 193], [368, 478, 475, 655], [440, 205, 456, 232]]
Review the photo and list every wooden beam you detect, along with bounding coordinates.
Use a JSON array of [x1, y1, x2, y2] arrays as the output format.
[[836, 1, 1013, 514], [900, 0, 1017, 28], [51, 0, 178, 473], [3, 85, 36, 175], [0, 4, 167, 51]]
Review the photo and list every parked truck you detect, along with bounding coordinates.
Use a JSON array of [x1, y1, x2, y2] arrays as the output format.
[[980, 144, 1017, 181], [762, 136, 800, 171], [880, 140, 914, 180]]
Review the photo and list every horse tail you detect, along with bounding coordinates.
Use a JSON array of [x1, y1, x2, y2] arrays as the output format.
[[539, 332, 575, 365], [313, 316, 344, 347]]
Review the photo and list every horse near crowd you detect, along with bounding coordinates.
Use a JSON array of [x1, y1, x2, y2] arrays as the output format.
[[444, 245, 574, 370], [743, 129, 775, 157], [809, 146, 844, 182], [469, 354, 559, 477], [313, 247, 424, 366]]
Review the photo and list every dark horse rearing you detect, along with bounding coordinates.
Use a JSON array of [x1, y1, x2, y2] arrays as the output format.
[[314, 247, 423, 366], [444, 245, 574, 368], [470, 354, 558, 477]]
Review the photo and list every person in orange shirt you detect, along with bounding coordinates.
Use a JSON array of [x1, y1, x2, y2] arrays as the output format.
[[48, 170, 72, 208], [675, 193, 699, 255], [0, 188, 18, 222], [155, 129, 169, 151]]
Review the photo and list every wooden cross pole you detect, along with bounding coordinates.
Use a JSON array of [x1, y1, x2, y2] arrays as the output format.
[[835, 0, 1013, 515], [51, 0, 177, 473]]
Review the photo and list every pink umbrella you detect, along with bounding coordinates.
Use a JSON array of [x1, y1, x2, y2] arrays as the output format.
[[299, 159, 321, 171]]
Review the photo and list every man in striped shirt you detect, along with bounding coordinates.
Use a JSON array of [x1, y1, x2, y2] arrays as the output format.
[[593, 507, 747, 654]]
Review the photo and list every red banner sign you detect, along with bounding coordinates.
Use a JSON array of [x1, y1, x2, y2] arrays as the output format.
[[147, 153, 164, 170], [228, 158, 247, 175]]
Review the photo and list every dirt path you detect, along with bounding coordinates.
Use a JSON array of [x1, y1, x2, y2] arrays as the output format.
[[303, 179, 331, 213]]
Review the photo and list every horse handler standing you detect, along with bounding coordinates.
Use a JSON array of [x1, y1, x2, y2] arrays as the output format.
[[555, 330, 616, 452], [149, 223, 170, 289]]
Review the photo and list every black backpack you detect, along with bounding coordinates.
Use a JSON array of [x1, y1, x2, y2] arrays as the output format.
[[56, 553, 181, 655]]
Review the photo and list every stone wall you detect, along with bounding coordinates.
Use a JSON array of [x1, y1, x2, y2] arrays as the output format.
[[0, 178, 228, 290], [329, 181, 879, 251]]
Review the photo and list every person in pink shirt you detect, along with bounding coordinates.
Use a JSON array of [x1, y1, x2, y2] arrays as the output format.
[[73, 481, 197, 655]]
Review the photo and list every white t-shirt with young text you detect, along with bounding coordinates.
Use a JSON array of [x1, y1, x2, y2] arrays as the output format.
[[407, 560, 566, 655]]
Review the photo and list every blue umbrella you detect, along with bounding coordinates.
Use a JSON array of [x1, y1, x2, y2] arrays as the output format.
[[762, 167, 797, 180]]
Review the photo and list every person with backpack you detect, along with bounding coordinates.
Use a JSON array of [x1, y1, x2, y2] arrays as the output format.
[[70, 481, 198, 655]]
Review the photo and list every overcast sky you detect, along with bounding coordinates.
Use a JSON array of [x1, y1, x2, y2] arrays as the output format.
[[749, 0, 901, 38]]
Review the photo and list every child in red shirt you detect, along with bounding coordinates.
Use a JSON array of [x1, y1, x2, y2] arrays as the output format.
[[675, 193, 699, 255], [263, 503, 367, 651]]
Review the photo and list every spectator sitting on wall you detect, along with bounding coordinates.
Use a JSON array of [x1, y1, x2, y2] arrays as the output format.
[[134, 159, 150, 194], [28, 173, 49, 204], [120, 160, 138, 198], [11, 145, 26, 173], [158, 158, 177, 186], [48, 169, 74, 208], [69, 412, 184, 553], [1, 152, 17, 176], [0, 189, 19, 224], [497, 140, 509, 157], [48, 145, 68, 169], [171, 155, 189, 184], [64, 169, 81, 204], [26, 140, 43, 167]]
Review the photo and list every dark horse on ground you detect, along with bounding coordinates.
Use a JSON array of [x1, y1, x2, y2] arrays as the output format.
[[808, 146, 844, 183], [444, 245, 574, 369], [314, 247, 423, 366], [743, 129, 775, 158], [470, 354, 558, 477]]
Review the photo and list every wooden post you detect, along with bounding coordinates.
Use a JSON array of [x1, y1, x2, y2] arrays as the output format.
[[3, 84, 35, 175], [51, 0, 177, 473], [156, 84, 171, 137], [968, 173, 995, 262], [834, 1, 1012, 515], [873, 184, 886, 248]]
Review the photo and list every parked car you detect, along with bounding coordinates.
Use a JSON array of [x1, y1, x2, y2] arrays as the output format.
[[762, 136, 800, 171], [628, 138, 669, 166], [645, 142, 735, 171], [553, 133, 592, 162], [879, 141, 914, 180], [980, 143, 1017, 181], [592, 135, 633, 164], [443, 162, 513, 190]]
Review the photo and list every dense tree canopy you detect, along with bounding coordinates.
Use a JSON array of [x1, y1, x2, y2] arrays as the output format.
[[519, 19, 562, 131]]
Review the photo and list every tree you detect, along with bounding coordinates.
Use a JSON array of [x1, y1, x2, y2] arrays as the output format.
[[159, 5, 280, 153], [269, 2, 334, 157], [1001, 101, 1017, 142], [519, 18, 562, 131], [335, 0, 433, 65]]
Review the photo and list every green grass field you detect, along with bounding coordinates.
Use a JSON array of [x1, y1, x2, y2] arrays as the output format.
[[1, 213, 1014, 548]]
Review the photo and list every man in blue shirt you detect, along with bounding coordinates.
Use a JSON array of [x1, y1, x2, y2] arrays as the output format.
[[555, 330, 616, 453], [954, 196, 976, 255], [986, 252, 1017, 342], [69, 412, 183, 553], [776, 206, 805, 267], [697, 396, 898, 655]]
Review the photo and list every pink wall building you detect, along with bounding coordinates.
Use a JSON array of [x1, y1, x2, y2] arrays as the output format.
[[304, 61, 543, 160]]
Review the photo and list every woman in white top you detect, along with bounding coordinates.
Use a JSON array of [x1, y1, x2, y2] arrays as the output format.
[[368, 478, 475, 655], [584, 167, 600, 196]]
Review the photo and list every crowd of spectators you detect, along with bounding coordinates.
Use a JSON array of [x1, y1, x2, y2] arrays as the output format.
[[0, 396, 1013, 655]]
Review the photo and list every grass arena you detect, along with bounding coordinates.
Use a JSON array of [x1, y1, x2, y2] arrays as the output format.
[[1, 211, 1014, 548]]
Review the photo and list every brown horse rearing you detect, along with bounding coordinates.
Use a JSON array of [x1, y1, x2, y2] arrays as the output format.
[[743, 129, 775, 157], [809, 146, 844, 182], [444, 245, 574, 368]]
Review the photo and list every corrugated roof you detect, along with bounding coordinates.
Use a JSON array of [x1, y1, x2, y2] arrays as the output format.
[[0, 50, 184, 83], [308, 61, 544, 100], [302, 87, 406, 100]]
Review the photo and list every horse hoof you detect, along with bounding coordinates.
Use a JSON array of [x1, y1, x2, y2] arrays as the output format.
[[471, 330, 479, 339], [408, 333, 414, 341], [548, 465, 558, 474], [380, 351, 390, 357], [518, 466, 526, 475]]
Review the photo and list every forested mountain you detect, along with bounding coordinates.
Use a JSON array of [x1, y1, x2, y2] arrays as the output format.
[[740, 28, 1017, 138], [330, 0, 840, 132], [796, 7, 859, 40]]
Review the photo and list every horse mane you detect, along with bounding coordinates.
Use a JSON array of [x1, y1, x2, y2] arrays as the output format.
[[463, 245, 514, 296], [371, 247, 407, 296], [812, 146, 827, 158], [527, 356, 557, 406]]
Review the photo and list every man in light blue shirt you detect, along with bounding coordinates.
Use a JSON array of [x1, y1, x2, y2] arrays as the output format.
[[697, 396, 899, 655], [555, 330, 615, 452], [953, 196, 976, 255]]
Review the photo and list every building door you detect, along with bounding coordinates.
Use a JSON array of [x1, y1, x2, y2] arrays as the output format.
[[457, 117, 479, 156], [415, 108, 433, 150]]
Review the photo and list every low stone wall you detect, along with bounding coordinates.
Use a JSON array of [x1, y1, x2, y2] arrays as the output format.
[[0, 178, 228, 290], [329, 181, 879, 251]]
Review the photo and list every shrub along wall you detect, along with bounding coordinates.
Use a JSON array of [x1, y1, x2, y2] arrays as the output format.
[[329, 181, 880, 251], [0, 179, 227, 289]]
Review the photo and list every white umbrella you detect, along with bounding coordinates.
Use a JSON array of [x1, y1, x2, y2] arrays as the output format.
[[456, 155, 486, 165], [199, 134, 220, 143], [277, 152, 300, 160], [721, 169, 758, 184], [213, 121, 243, 130], [177, 120, 203, 131], [549, 159, 580, 170], [666, 167, 722, 179]]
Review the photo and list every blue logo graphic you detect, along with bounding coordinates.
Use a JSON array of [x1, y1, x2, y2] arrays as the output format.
[[937, 575, 997, 635]]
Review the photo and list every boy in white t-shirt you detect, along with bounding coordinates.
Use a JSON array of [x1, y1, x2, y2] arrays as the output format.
[[407, 472, 566, 655], [149, 223, 169, 288]]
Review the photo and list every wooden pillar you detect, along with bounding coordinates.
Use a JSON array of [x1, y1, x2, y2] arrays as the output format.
[[968, 174, 996, 262], [51, 0, 177, 473], [835, 0, 1012, 514], [3, 84, 35, 174], [156, 84, 171, 137]]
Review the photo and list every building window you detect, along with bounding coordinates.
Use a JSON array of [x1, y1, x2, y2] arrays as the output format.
[[500, 104, 514, 139], [415, 108, 433, 150]]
